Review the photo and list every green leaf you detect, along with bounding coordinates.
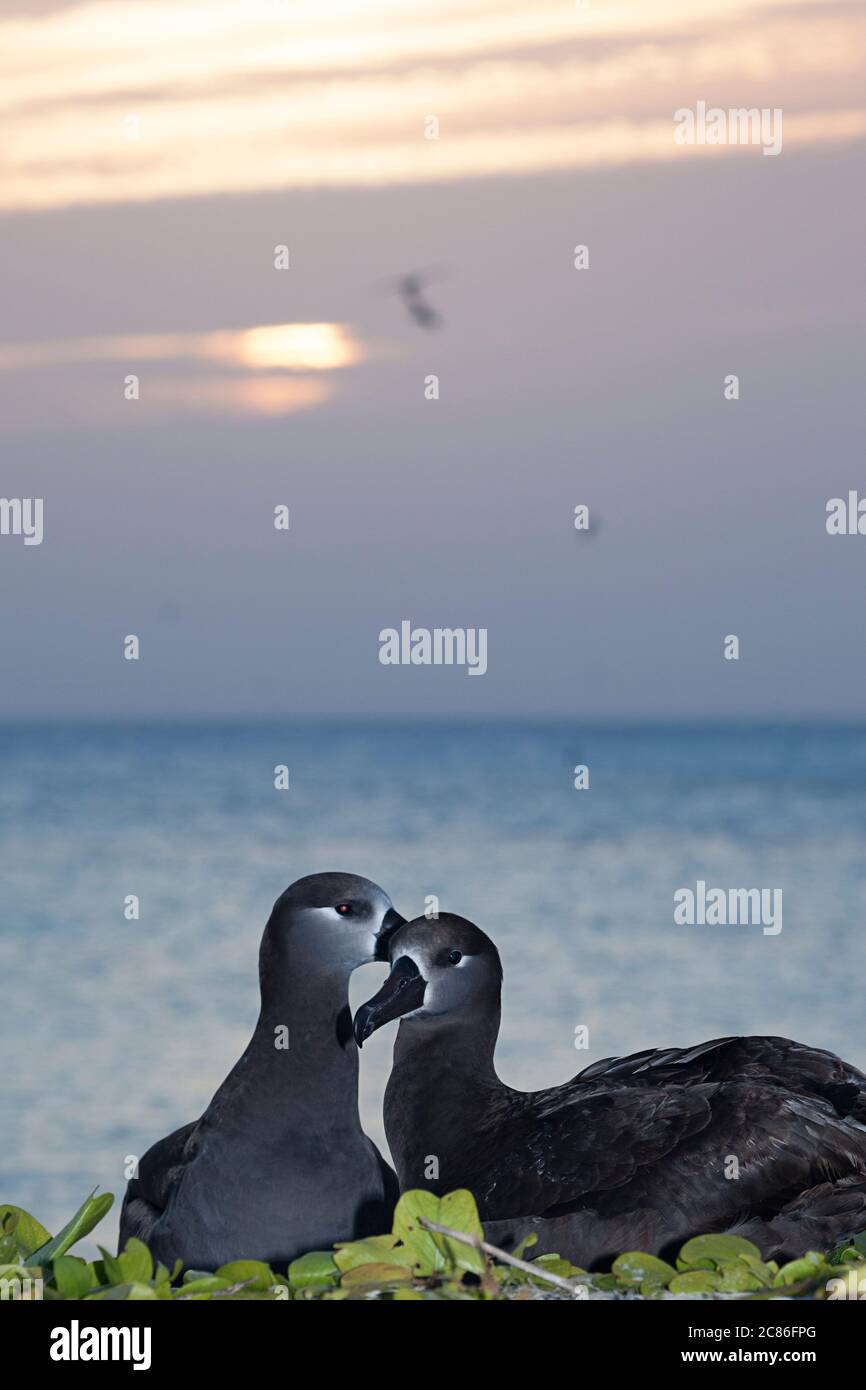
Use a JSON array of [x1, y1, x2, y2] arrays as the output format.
[[340, 1262, 414, 1287], [827, 1245, 857, 1266], [774, 1252, 826, 1286], [117, 1237, 153, 1285], [125, 1281, 159, 1301], [97, 1246, 124, 1285], [175, 1275, 233, 1296], [392, 1190, 446, 1276], [737, 1252, 775, 1284], [511, 1231, 538, 1261], [334, 1234, 412, 1273], [29, 1192, 114, 1265], [591, 1273, 618, 1292], [0, 1236, 21, 1264], [0, 1206, 52, 1256], [640, 1280, 667, 1298], [287, 1251, 339, 1288], [438, 1191, 486, 1275], [214, 1259, 276, 1291], [717, 1264, 763, 1292], [679, 1234, 761, 1269], [87, 1281, 158, 1301], [52, 1256, 94, 1299], [439, 1190, 482, 1238], [533, 1253, 585, 1279], [827, 1231, 866, 1266], [612, 1251, 677, 1287], [668, 1269, 722, 1294]]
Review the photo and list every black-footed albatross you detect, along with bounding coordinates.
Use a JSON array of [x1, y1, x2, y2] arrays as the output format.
[[119, 873, 404, 1270], [354, 914, 866, 1266]]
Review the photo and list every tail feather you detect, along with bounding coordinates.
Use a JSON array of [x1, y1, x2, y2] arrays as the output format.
[[726, 1175, 866, 1261]]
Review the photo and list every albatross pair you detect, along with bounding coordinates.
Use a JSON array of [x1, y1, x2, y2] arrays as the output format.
[[121, 876, 866, 1270]]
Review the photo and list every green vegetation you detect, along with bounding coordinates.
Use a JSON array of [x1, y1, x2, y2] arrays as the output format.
[[1, 1189, 864, 1300]]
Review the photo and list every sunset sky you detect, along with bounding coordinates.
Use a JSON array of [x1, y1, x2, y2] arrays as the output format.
[[4, 0, 866, 210], [2, 0, 865, 717]]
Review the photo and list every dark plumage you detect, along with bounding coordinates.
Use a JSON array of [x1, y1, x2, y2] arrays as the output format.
[[119, 873, 404, 1271], [353, 914, 866, 1266]]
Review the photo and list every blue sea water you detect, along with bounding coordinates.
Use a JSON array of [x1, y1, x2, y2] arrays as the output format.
[[2, 720, 866, 1251]]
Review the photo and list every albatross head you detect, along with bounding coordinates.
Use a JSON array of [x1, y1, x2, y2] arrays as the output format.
[[353, 913, 502, 1045], [268, 872, 405, 970]]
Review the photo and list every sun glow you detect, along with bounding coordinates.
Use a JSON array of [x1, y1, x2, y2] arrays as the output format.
[[234, 324, 360, 372], [0, 324, 361, 373]]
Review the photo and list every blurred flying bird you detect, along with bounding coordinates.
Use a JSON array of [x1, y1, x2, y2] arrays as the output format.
[[378, 267, 445, 329]]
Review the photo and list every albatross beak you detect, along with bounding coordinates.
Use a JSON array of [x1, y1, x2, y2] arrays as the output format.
[[374, 907, 407, 962], [354, 955, 426, 1047]]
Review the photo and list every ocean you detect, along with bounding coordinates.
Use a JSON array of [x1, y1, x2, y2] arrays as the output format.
[[3, 720, 866, 1251]]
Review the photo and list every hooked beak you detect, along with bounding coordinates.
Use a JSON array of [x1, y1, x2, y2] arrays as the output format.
[[374, 906, 407, 962], [354, 955, 426, 1047]]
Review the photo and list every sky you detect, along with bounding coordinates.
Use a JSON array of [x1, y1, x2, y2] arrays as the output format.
[[2, 0, 865, 718]]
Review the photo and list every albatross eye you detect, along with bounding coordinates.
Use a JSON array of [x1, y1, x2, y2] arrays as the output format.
[[335, 903, 354, 916], [448, 950, 462, 965]]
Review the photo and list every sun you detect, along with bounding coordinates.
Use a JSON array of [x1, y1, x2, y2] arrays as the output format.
[[234, 323, 361, 371]]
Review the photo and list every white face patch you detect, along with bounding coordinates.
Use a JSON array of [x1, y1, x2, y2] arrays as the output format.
[[313, 904, 388, 965], [396, 944, 428, 972], [394, 945, 477, 1017]]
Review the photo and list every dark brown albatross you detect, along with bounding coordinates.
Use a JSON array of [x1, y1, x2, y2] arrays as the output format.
[[354, 914, 866, 1266]]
